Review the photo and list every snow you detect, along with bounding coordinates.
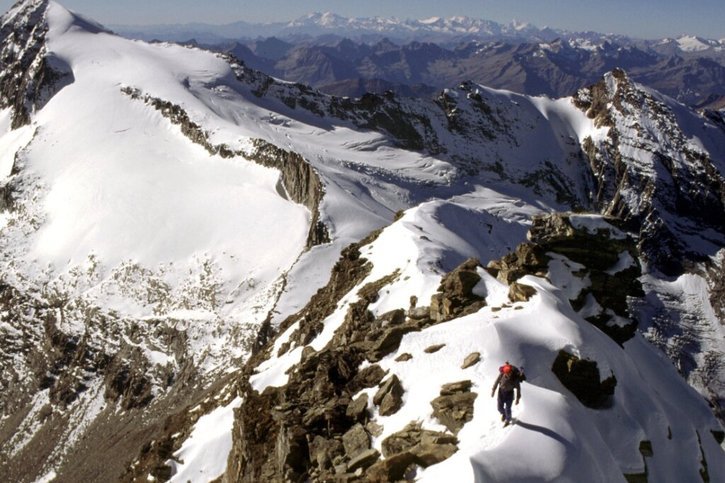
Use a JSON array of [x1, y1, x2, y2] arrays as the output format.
[[168, 397, 242, 483], [606, 250, 635, 275], [32, 471, 57, 483], [676, 35, 711, 52], [569, 214, 627, 239]]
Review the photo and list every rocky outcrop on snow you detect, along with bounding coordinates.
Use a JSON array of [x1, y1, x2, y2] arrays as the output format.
[[487, 213, 643, 344], [430, 380, 478, 433], [552, 350, 617, 409], [0, 0, 94, 128], [223, 243, 496, 481]]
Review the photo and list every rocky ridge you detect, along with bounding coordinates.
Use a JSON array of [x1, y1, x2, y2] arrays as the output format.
[[219, 213, 657, 482]]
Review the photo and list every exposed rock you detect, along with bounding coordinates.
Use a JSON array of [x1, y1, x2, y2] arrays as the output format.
[[365, 421, 384, 438], [308, 435, 343, 472], [369, 422, 459, 481], [349, 365, 386, 393], [552, 350, 617, 409], [376, 308, 406, 328], [381, 422, 457, 457], [412, 441, 459, 467], [395, 353, 413, 362], [366, 451, 418, 482], [494, 213, 643, 345], [509, 282, 537, 302], [461, 352, 481, 369], [0, 0, 76, 129], [487, 243, 549, 284], [345, 394, 370, 423], [374, 375, 405, 417], [430, 258, 486, 322], [276, 425, 310, 481], [575, 70, 725, 276], [431, 382, 478, 434], [407, 305, 431, 321], [368, 324, 418, 362], [706, 252, 725, 323], [347, 448, 380, 473], [424, 343, 446, 354], [342, 424, 371, 459], [439, 380, 473, 396]]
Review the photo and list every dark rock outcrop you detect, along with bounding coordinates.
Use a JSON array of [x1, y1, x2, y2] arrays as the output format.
[[491, 213, 643, 344], [575, 69, 725, 276], [430, 380, 477, 434], [0, 0, 73, 128], [430, 258, 486, 322], [487, 243, 549, 284], [461, 352, 481, 369], [373, 375, 404, 416], [552, 350, 617, 409], [366, 422, 458, 481]]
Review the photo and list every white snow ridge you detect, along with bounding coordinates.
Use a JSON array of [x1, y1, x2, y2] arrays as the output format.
[[0, 1, 723, 482]]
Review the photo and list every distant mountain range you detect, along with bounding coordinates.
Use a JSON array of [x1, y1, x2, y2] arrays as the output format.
[[112, 13, 725, 108], [112, 12, 725, 48], [207, 36, 723, 109]]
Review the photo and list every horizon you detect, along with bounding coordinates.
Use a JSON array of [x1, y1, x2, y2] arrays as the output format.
[[0, 0, 723, 40]]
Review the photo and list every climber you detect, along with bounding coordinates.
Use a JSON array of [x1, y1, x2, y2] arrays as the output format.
[[491, 361, 524, 426]]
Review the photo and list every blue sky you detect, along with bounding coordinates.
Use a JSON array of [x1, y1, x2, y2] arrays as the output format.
[[2, 0, 724, 39]]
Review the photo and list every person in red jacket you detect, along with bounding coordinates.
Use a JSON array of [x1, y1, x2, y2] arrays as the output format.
[[491, 361, 524, 426]]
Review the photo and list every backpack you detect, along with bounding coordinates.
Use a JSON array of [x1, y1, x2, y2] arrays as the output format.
[[499, 364, 525, 392]]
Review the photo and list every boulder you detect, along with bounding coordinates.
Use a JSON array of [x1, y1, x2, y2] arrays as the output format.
[[431, 383, 477, 434], [349, 364, 386, 393], [368, 324, 418, 362], [347, 448, 380, 473], [308, 435, 343, 471], [461, 352, 481, 369], [509, 282, 537, 302], [381, 422, 457, 457], [374, 375, 405, 417], [366, 451, 418, 482], [552, 350, 616, 408], [439, 380, 472, 396], [395, 353, 413, 362], [342, 424, 370, 459], [489, 243, 549, 284], [429, 258, 486, 322], [370, 422, 459, 481], [424, 343, 446, 354], [407, 305, 431, 321], [345, 393, 369, 423]]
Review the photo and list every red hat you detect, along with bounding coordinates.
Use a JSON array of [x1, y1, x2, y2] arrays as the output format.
[[502, 364, 512, 374]]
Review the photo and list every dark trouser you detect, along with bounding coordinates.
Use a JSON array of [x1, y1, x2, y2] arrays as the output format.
[[497, 389, 514, 421]]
